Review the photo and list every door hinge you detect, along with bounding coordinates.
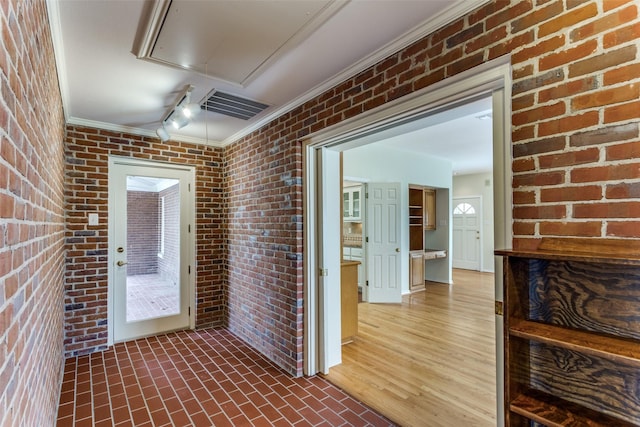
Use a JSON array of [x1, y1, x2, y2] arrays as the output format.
[[495, 301, 503, 316], [188, 224, 191, 233], [366, 237, 369, 243], [319, 268, 329, 277], [188, 306, 191, 316], [188, 183, 191, 192], [188, 265, 191, 274], [365, 192, 368, 199], [366, 280, 369, 287]]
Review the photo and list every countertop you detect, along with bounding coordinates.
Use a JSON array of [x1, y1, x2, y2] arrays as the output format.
[[423, 249, 447, 259], [343, 243, 363, 248], [341, 260, 361, 266]]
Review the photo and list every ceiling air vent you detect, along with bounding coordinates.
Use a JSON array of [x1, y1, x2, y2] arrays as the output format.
[[202, 90, 269, 120]]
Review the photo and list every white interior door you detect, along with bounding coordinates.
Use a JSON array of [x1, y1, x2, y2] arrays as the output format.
[[109, 158, 194, 342], [452, 196, 482, 271], [366, 183, 402, 303]]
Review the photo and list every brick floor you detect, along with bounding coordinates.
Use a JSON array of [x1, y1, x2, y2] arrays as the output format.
[[56, 329, 395, 426]]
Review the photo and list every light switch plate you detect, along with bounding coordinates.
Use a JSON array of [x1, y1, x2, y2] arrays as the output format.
[[88, 213, 98, 226]]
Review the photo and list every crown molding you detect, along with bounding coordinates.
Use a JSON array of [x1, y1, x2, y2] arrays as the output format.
[[66, 117, 225, 147], [46, 0, 70, 123]]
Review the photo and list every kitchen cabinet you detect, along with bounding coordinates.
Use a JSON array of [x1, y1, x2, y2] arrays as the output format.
[[343, 247, 363, 287], [340, 261, 359, 344], [343, 186, 361, 220], [409, 251, 424, 291], [496, 238, 640, 426], [424, 189, 436, 230]]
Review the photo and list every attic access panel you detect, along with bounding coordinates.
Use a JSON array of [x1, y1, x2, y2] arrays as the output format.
[[135, 0, 344, 86]]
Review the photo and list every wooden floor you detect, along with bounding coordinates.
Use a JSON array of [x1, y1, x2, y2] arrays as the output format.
[[325, 269, 497, 427]]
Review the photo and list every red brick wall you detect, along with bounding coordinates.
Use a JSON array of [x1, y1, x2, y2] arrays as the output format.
[[0, 0, 66, 425], [58, 0, 640, 378], [64, 128, 226, 357], [507, 0, 640, 248], [127, 191, 159, 275], [225, 0, 640, 375], [225, 131, 304, 375]]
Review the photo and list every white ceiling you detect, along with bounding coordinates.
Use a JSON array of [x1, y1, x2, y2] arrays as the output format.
[[48, 0, 491, 174], [377, 96, 493, 175]]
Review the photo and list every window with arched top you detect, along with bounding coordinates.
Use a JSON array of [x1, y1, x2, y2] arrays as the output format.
[[453, 202, 475, 215]]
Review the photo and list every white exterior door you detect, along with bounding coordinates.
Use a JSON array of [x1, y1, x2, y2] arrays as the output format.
[[108, 158, 194, 342], [366, 183, 402, 303], [452, 196, 481, 271]]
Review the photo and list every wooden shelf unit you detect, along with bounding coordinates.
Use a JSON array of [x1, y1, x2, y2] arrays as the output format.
[[409, 187, 424, 252], [408, 186, 437, 291], [496, 238, 640, 427]]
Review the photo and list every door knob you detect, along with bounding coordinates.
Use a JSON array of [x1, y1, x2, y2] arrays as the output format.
[[395, 248, 400, 252], [116, 260, 128, 267]]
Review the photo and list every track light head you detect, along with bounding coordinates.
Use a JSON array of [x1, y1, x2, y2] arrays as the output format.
[[168, 112, 190, 129], [179, 103, 201, 119], [156, 126, 170, 142]]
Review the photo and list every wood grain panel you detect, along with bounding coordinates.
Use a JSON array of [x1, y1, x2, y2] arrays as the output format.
[[527, 260, 640, 340], [510, 390, 638, 427], [511, 338, 640, 425]]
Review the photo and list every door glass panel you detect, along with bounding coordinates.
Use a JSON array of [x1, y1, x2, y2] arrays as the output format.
[[126, 176, 180, 322], [453, 202, 475, 215]]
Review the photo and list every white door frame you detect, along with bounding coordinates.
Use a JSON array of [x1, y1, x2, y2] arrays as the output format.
[[303, 56, 512, 425], [107, 156, 196, 346], [452, 195, 483, 271]]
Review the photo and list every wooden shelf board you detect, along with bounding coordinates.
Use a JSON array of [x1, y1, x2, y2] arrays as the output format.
[[510, 391, 638, 427], [509, 319, 640, 368], [496, 249, 640, 266]]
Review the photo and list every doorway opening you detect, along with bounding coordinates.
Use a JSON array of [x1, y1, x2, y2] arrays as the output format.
[[304, 58, 512, 425], [108, 157, 196, 344]]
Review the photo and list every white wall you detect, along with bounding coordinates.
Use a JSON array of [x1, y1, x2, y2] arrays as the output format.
[[452, 172, 495, 273], [343, 144, 453, 292]]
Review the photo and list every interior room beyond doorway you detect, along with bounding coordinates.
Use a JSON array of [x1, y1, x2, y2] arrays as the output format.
[[325, 269, 497, 427], [334, 95, 497, 425], [304, 58, 512, 426]]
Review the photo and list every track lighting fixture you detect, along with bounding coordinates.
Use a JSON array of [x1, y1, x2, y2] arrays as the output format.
[[156, 126, 170, 142], [156, 85, 201, 141]]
